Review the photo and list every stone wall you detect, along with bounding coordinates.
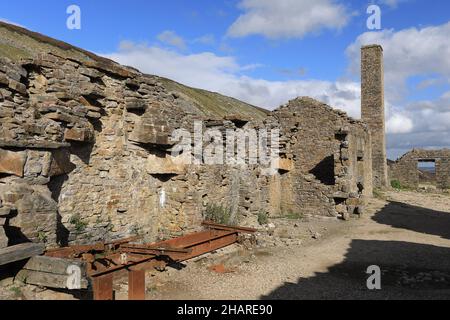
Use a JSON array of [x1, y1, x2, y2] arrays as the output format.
[[0, 49, 374, 250], [361, 45, 388, 189], [266, 97, 373, 220], [389, 149, 450, 190], [0, 53, 270, 248]]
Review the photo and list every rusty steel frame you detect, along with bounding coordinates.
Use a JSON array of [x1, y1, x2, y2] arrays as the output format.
[[43, 222, 255, 300]]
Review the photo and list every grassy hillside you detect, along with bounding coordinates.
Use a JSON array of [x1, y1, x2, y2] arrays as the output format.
[[0, 21, 267, 120]]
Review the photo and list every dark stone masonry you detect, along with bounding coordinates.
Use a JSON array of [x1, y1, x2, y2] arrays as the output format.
[[0, 22, 379, 249]]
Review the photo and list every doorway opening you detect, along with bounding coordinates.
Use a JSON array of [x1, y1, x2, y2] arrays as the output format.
[[417, 160, 436, 188]]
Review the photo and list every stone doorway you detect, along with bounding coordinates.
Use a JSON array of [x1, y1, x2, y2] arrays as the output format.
[[418, 160, 436, 190]]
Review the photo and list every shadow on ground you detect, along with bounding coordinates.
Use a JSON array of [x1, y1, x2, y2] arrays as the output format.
[[373, 201, 450, 240], [262, 240, 450, 300], [262, 202, 450, 300]]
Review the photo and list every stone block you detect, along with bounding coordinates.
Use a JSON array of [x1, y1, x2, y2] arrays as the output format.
[[146, 153, 187, 175], [276, 158, 294, 172], [8, 79, 27, 95], [0, 149, 27, 177], [64, 127, 93, 143], [78, 67, 103, 79], [0, 73, 9, 85], [129, 122, 171, 146], [87, 111, 101, 119], [47, 149, 75, 177], [44, 112, 77, 123], [333, 191, 349, 199]]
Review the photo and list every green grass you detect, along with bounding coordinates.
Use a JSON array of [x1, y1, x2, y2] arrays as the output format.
[[272, 211, 304, 220], [69, 214, 88, 232], [284, 211, 304, 220], [0, 22, 268, 122], [37, 231, 47, 243], [158, 76, 268, 119], [257, 211, 269, 225], [10, 287, 22, 298], [203, 204, 238, 226], [391, 179, 402, 190]]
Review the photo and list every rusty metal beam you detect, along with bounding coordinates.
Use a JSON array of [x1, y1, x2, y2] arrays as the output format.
[[120, 244, 192, 255], [43, 221, 255, 300], [89, 253, 155, 277], [202, 221, 257, 234], [179, 232, 238, 261], [155, 229, 235, 249], [45, 237, 141, 259], [46, 243, 105, 258], [92, 273, 114, 300], [128, 270, 146, 300]]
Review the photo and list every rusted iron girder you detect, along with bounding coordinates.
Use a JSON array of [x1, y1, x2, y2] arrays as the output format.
[[44, 222, 256, 300], [92, 273, 114, 300], [202, 221, 257, 234], [45, 236, 140, 259]]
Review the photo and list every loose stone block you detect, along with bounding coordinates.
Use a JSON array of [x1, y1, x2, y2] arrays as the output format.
[[0, 149, 27, 177]]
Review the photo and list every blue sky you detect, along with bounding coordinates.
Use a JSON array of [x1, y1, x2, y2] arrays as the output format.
[[1, 0, 450, 159]]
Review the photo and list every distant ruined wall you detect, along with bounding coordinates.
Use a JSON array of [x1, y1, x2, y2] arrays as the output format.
[[361, 45, 388, 189], [389, 149, 450, 190]]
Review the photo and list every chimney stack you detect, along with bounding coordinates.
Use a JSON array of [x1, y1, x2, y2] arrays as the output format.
[[361, 44, 388, 188]]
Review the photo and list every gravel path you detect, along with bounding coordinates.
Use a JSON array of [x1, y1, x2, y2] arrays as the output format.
[[142, 191, 450, 300], [2, 190, 450, 300]]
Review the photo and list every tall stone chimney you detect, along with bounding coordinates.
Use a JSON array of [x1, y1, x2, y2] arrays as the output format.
[[361, 44, 388, 188]]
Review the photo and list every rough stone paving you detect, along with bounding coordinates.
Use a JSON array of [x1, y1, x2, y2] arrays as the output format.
[[0, 21, 375, 250]]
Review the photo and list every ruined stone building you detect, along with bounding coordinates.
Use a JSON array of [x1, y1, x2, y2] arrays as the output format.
[[0, 22, 385, 250], [389, 149, 450, 190]]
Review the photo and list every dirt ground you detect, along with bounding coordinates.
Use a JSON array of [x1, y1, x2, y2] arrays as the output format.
[[2, 190, 450, 300]]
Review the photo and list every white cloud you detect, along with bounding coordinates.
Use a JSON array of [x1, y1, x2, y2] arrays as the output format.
[[157, 30, 187, 50], [227, 0, 351, 39], [386, 113, 413, 134], [105, 20, 450, 159], [416, 77, 447, 90], [193, 34, 216, 46], [347, 22, 450, 102], [347, 22, 450, 157], [103, 41, 360, 116], [378, 0, 407, 9]]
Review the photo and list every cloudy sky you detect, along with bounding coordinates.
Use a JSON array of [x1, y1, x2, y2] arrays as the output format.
[[2, 0, 450, 159]]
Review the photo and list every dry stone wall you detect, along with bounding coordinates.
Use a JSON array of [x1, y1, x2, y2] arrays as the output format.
[[266, 97, 373, 220], [389, 149, 450, 190], [0, 51, 374, 249]]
